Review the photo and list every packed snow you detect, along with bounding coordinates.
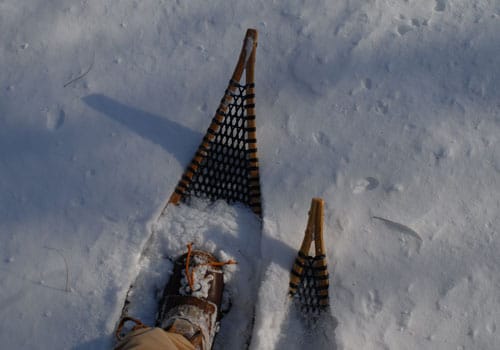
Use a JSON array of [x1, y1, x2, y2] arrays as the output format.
[[1, 0, 500, 349]]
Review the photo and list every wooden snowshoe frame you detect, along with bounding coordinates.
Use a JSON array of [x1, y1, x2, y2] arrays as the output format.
[[166, 29, 262, 217], [289, 198, 330, 313]]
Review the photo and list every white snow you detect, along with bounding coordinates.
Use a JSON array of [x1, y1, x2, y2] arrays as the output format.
[[1, 0, 500, 349]]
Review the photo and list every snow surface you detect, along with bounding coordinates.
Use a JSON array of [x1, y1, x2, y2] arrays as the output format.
[[1, 0, 500, 349]]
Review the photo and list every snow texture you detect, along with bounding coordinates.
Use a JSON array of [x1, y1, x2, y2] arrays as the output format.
[[1, 0, 500, 349]]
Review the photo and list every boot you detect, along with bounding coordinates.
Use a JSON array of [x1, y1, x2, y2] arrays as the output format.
[[156, 246, 227, 350]]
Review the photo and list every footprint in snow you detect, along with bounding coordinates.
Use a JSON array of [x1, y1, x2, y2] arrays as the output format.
[[352, 177, 379, 194], [397, 24, 413, 36], [46, 109, 65, 131], [362, 78, 372, 90], [350, 78, 372, 95], [434, 0, 446, 12], [363, 289, 383, 317]]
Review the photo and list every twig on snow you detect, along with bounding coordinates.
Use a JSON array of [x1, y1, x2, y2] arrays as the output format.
[[63, 51, 95, 88], [372, 216, 423, 251], [44, 246, 71, 293]]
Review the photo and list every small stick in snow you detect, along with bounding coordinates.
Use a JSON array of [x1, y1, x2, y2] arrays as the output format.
[[44, 246, 71, 293], [372, 216, 423, 251], [63, 51, 95, 88]]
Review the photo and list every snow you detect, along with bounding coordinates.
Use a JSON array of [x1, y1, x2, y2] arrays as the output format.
[[1, 0, 500, 349]]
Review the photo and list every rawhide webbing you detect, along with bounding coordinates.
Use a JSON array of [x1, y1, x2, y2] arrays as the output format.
[[167, 29, 261, 217], [289, 198, 330, 316], [290, 253, 329, 316], [182, 82, 256, 204]]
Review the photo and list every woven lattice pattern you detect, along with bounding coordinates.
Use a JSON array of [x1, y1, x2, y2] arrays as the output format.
[[182, 82, 253, 205], [292, 256, 329, 316]]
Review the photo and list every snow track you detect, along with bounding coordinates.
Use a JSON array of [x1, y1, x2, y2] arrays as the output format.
[[119, 199, 262, 349]]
